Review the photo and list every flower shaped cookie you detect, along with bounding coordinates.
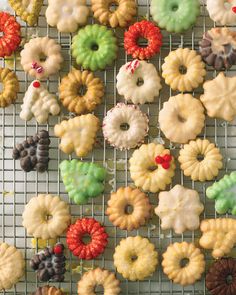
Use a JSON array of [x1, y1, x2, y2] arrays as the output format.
[[46, 0, 90, 33], [206, 171, 236, 215], [155, 185, 204, 234], [200, 72, 236, 121], [60, 159, 106, 205]]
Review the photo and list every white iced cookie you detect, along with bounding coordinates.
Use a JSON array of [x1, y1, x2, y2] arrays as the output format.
[[20, 80, 60, 124], [200, 72, 236, 122], [0, 243, 25, 290], [116, 60, 162, 104], [46, 0, 90, 33], [207, 0, 236, 25], [103, 103, 149, 150], [159, 94, 205, 144], [155, 185, 204, 234]]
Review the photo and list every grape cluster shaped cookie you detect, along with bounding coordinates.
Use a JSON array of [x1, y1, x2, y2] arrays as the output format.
[[30, 243, 66, 282], [59, 159, 106, 205], [12, 130, 50, 173]]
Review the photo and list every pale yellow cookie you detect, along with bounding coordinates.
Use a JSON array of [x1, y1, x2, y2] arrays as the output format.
[[129, 143, 175, 193], [199, 218, 236, 259], [200, 72, 236, 121], [77, 268, 121, 295], [178, 138, 223, 181], [159, 94, 205, 144], [22, 194, 71, 239], [162, 48, 206, 92], [106, 187, 151, 231], [0, 243, 25, 290], [155, 185, 204, 234], [162, 242, 205, 286], [113, 236, 158, 281], [54, 114, 100, 157]]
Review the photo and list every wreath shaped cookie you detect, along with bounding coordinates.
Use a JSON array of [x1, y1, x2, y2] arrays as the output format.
[[20, 37, 63, 79], [59, 69, 104, 115]]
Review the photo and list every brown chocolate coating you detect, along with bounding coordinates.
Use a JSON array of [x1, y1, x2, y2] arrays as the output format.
[[12, 130, 50, 172], [199, 28, 236, 71], [31, 285, 64, 295], [206, 258, 236, 295]]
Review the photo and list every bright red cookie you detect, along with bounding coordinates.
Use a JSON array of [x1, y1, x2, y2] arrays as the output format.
[[0, 12, 21, 57], [66, 218, 108, 260], [124, 20, 162, 60]]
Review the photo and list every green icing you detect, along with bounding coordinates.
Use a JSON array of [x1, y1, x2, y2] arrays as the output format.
[[60, 159, 106, 205], [72, 24, 118, 71], [206, 171, 236, 215], [150, 0, 200, 33]]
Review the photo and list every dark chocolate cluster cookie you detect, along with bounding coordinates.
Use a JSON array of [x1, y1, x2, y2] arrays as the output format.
[[12, 130, 50, 172], [206, 258, 236, 295], [199, 27, 236, 71], [30, 243, 66, 282]]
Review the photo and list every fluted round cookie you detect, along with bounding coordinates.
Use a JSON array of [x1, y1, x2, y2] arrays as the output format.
[[32, 285, 64, 295], [107, 187, 151, 230], [159, 94, 205, 144], [114, 236, 158, 281], [199, 28, 236, 70], [78, 268, 121, 294], [22, 194, 71, 239], [103, 103, 148, 150], [162, 48, 206, 92], [129, 143, 175, 193], [200, 72, 236, 122], [162, 242, 205, 286], [179, 138, 223, 181], [116, 60, 161, 104], [0, 243, 24, 290]]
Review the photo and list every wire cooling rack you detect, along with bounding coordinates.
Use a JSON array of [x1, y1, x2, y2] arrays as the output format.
[[0, 0, 236, 294]]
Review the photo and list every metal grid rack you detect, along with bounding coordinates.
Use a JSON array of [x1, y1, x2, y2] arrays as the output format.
[[0, 0, 236, 294]]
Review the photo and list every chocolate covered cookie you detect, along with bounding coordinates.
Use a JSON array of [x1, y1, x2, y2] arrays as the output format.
[[12, 130, 50, 172]]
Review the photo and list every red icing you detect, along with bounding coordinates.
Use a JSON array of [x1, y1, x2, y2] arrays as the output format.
[[33, 81, 41, 88], [66, 218, 108, 260], [155, 154, 172, 170], [124, 20, 163, 60], [0, 12, 21, 58], [232, 6, 236, 13], [53, 244, 63, 254]]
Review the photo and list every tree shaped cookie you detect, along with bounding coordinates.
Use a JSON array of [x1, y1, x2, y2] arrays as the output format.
[[155, 185, 204, 234], [199, 218, 236, 259], [12, 130, 50, 173], [54, 114, 100, 157], [60, 159, 106, 205], [20, 80, 60, 124], [206, 171, 236, 215], [8, 0, 43, 26]]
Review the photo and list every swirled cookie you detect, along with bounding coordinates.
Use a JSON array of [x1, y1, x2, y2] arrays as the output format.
[[207, 0, 236, 25], [178, 138, 223, 181], [162, 48, 206, 92], [0, 67, 19, 108], [0, 243, 25, 290], [155, 185, 204, 234], [32, 286, 64, 295], [200, 72, 236, 121]]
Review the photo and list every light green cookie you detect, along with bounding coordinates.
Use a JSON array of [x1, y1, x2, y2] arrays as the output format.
[[206, 171, 236, 215], [150, 0, 200, 33]]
